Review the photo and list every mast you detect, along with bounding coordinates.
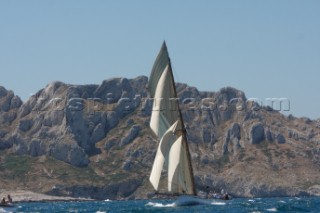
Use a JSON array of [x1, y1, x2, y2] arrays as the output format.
[[165, 43, 197, 196], [148, 41, 197, 195]]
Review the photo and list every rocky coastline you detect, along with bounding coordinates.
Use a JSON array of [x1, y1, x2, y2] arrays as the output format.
[[0, 76, 319, 200]]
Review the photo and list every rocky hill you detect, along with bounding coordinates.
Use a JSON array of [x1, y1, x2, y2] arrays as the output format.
[[0, 76, 319, 199]]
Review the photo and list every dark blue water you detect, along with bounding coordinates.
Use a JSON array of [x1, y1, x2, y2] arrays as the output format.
[[1, 197, 319, 213]]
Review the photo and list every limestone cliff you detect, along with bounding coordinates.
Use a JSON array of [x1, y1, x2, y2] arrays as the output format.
[[0, 76, 319, 199]]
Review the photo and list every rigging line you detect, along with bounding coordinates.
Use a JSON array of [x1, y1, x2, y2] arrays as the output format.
[[170, 61, 182, 88], [168, 63, 197, 196]]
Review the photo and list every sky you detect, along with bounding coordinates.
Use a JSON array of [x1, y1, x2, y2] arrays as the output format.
[[0, 0, 319, 119]]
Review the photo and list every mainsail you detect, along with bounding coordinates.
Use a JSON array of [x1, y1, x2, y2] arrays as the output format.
[[148, 42, 196, 195]]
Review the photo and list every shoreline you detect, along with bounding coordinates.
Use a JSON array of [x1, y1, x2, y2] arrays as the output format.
[[1, 190, 319, 203], [0, 190, 92, 203]]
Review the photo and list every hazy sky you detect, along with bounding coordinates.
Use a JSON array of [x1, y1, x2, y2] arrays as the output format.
[[0, 1, 319, 119]]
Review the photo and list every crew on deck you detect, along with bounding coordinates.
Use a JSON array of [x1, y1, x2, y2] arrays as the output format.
[[0, 197, 6, 204], [0, 195, 13, 205], [7, 195, 12, 203], [206, 188, 230, 200]]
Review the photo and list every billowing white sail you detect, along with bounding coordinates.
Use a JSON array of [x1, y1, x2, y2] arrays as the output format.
[[149, 65, 179, 138], [148, 42, 196, 195], [149, 120, 179, 191], [168, 136, 194, 194]]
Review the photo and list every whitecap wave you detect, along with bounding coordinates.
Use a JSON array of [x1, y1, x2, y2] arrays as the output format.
[[266, 207, 277, 212], [0, 208, 12, 213], [146, 201, 176, 208], [210, 201, 226, 205]]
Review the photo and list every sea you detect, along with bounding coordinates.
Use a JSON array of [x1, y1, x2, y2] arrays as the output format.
[[1, 197, 319, 213]]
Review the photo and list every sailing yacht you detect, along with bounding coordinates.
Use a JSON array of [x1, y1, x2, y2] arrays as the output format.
[[147, 42, 230, 205], [148, 41, 196, 196]]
